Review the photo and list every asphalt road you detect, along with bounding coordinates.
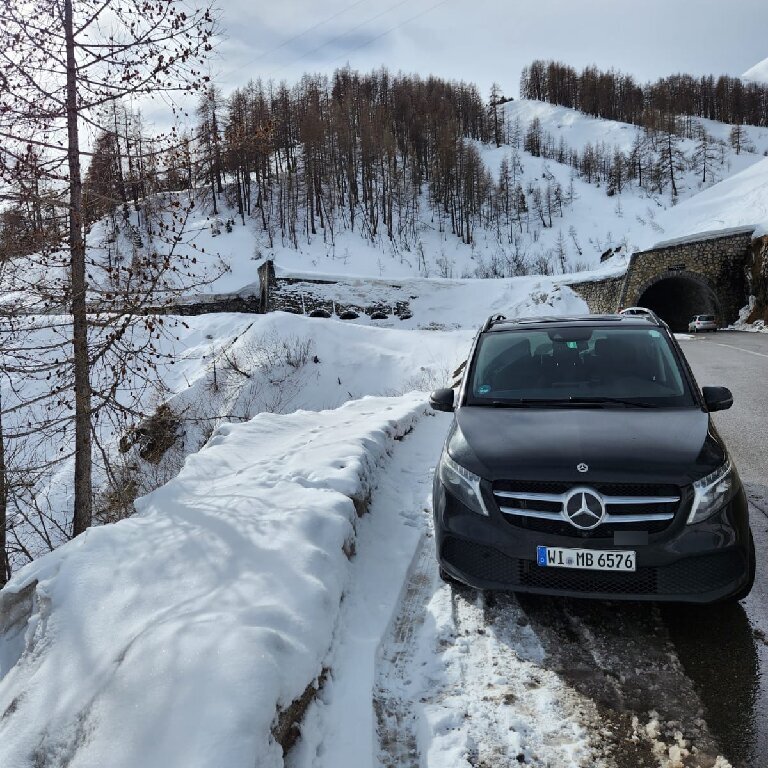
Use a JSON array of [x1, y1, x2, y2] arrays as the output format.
[[682, 331, 768, 485], [668, 331, 768, 767]]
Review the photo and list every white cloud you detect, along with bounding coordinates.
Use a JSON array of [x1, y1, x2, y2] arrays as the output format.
[[135, 0, 768, 128], [209, 0, 768, 99]]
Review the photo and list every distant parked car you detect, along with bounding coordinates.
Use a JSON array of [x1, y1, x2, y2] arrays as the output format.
[[688, 315, 717, 332], [620, 306, 654, 318]]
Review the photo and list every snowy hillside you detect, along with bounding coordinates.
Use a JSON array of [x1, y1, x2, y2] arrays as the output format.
[[743, 57, 768, 84], [38, 98, 766, 304], [647, 156, 768, 245], [168, 99, 768, 290]]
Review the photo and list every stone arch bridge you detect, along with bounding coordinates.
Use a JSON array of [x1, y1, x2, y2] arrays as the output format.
[[569, 227, 763, 331]]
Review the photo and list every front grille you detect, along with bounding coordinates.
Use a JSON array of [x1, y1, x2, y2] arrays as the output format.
[[509, 517, 671, 537], [492, 480, 681, 536], [520, 563, 657, 594], [441, 538, 745, 597], [656, 551, 745, 594], [442, 538, 519, 584]]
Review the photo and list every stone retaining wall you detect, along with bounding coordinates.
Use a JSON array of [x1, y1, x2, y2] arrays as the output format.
[[257, 260, 413, 320], [748, 234, 768, 323], [566, 274, 626, 314]]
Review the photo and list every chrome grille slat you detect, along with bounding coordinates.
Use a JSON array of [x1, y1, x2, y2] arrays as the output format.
[[494, 490, 566, 503], [497, 506, 674, 523], [494, 490, 679, 505], [604, 512, 674, 523], [493, 482, 680, 532], [605, 495, 679, 505], [496, 506, 563, 520]]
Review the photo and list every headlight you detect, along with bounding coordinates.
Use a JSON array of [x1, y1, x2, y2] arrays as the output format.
[[438, 452, 489, 516], [687, 460, 738, 524]]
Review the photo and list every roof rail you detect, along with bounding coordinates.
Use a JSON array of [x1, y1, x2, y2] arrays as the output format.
[[481, 313, 506, 332], [648, 310, 661, 325], [640, 309, 665, 327]]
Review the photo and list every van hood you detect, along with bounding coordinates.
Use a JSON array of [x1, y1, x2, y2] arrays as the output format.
[[448, 406, 724, 487]]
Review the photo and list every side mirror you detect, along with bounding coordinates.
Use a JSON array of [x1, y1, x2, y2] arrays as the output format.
[[702, 386, 733, 412], [429, 388, 455, 412]]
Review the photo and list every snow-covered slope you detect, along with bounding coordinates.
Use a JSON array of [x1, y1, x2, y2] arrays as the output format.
[[59, 100, 767, 297], [503, 99, 644, 153], [743, 57, 768, 84], [647, 156, 768, 246]]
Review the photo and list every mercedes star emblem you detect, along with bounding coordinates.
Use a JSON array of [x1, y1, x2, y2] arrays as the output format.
[[563, 487, 605, 530], [577, 462, 589, 473]]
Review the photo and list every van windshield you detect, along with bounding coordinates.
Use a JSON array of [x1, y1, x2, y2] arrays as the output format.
[[468, 327, 696, 407]]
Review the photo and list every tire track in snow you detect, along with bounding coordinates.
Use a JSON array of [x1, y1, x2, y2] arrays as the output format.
[[516, 595, 726, 767], [374, 533, 435, 768], [374, 547, 602, 768]]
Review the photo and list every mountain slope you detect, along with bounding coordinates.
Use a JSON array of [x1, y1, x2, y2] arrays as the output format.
[[176, 99, 768, 290], [743, 57, 768, 84]]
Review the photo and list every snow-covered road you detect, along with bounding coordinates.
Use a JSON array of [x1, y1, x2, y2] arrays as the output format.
[[287, 411, 735, 768], [289, 412, 597, 768]]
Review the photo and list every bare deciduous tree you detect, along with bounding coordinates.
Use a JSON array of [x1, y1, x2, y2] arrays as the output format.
[[0, 0, 217, 554]]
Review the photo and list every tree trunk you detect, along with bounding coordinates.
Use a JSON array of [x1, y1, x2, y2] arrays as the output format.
[[0, 392, 8, 586], [65, 0, 93, 537]]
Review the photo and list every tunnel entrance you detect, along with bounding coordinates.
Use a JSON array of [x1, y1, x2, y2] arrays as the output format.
[[636, 275, 720, 332]]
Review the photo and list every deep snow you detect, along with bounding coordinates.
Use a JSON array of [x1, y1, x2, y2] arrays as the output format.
[[646, 157, 768, 246], [0, 394, 429, 768]]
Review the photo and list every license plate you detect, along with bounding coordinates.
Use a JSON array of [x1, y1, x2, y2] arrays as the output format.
[[536, 546, 636, 572]]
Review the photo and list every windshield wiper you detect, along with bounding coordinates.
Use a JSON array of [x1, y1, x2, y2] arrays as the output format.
[[480, 397, 656, 408], [566, 397, 655, 408]]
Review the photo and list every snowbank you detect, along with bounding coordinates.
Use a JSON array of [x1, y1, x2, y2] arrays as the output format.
[[0, 394, 428, 768]]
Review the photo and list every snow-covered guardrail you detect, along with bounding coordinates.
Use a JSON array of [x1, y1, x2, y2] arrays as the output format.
[[0, 393, 428, 768]]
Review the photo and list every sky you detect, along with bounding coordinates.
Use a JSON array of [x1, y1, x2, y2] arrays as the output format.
[[207, 0, 768, 101]]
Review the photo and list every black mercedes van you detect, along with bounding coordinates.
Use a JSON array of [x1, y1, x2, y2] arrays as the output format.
[[430, 313, 754, 603]]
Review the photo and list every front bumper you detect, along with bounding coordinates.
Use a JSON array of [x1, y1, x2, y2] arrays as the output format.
[[434, 481, 751, 603]]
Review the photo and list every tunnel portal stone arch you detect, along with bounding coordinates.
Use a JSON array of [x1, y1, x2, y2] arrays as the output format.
[[635, 271, 720, 331]]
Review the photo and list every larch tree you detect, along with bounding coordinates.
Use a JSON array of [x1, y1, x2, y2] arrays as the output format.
[[0, 0, 216, 541], [729, 124, 745, 155], [488, 83, 504, 148]]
